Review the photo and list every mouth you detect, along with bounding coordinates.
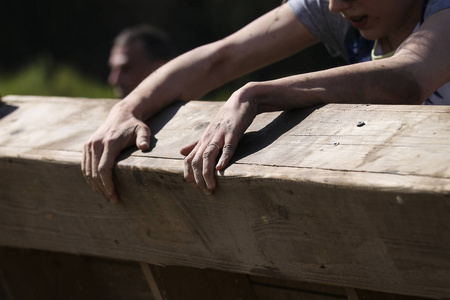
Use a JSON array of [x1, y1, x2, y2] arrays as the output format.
[[350, 15, 366, 22], [343, 14, 368, 28]]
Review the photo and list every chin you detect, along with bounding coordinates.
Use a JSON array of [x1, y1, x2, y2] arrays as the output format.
[[358, 30, 380, 41], [358, 27, 388, 42]]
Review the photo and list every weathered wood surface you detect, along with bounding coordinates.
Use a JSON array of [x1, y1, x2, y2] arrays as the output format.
[[0, 95, 449, 299]]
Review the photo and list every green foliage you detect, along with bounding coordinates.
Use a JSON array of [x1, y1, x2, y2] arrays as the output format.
[[0, 57, 115, 99]]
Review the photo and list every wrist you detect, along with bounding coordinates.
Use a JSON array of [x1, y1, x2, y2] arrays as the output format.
[[234, 81, 264, 115], [110, 98, 142, 121], [116, 90, 157, 120]]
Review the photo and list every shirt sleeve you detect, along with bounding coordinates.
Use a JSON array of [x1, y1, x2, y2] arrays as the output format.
[[288, 0, 351, 59], [425, 0, 450, 20]]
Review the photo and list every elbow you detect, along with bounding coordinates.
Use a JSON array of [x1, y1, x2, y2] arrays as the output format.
[[409, 94, 426, 105], [376, 69, 425, 105], [396, 86, 424, 105], [396, 78, 430, 105]]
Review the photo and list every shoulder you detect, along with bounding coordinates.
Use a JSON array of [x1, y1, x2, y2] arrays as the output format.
[[395, 4, 450, 102], [288, 0, 334, 20], [288, 0, 351, 59]]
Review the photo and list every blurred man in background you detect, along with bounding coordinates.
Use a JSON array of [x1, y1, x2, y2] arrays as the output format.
[[108, 25, 175, 98]]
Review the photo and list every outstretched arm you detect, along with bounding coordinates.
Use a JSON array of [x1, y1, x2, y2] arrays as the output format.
[[82, 2, 318, 202], [181, 8, 450, 195]]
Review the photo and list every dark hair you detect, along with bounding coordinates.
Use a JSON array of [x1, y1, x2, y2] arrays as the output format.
[[114, 25, 175, 61]]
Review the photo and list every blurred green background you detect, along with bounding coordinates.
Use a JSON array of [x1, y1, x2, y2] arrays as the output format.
[[0, 0, 344, 101]]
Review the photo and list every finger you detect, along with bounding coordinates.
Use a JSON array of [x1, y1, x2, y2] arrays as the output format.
[[83, 143, 101, 193], [98, 142, 122, 204], [180, 140, 198, 156], [184, 142, 200, 186], [81, 144, 87, 174], [91, 141, 103, 179], [91, 141, 112, 201], [82, 143, 91, 176], [202, 142, 221, 191], [135, 123, 151, 151], [191, 146, 211, 195], [216, 142, 237, 171], [86, 171, 105, 195]]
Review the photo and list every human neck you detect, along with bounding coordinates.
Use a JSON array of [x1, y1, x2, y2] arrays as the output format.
[[378, 0, 424, 54]]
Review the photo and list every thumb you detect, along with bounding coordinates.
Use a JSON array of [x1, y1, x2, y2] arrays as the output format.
[[135, 123, 151, 151]]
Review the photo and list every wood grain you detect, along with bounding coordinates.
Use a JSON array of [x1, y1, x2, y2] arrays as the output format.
[[1, 95, 449, 299]]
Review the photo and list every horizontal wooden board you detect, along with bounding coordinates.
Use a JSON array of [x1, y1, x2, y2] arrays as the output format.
[[1, 95, 449, 299]]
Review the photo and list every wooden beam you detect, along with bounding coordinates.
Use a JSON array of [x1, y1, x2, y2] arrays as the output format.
[[1, 95, 449, 299]]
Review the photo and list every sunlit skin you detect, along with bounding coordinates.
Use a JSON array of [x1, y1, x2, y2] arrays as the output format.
[[83, 0, 450, 201], [108, 40, 164, 98]]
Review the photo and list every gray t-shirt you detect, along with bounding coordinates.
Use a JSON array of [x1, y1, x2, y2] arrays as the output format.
[[288, 0, 450, 62]]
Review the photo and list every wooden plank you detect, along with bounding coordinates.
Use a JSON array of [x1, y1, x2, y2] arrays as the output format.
[[1, 95, 449, 299]]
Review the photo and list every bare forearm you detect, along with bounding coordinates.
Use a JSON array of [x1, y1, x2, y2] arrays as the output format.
[[111, 3, 318, 122], [247, 58, 423, 114], [113, 42, 229, 120]]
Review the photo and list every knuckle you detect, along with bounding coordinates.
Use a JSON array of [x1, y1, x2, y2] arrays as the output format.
[[222, 144, 235, 154], [184, 155, 193, 167], [191, 158, 200, 170], [202, 150, 212, 160], [137, 124, 150, 135], [104, 138, 116, 148], [91, 139, 104, 151], [84, 142, 93, 153]]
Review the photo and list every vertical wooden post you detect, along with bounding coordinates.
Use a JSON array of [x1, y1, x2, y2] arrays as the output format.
[[346, 288, 360, 300], [140, 263, 165, 300]]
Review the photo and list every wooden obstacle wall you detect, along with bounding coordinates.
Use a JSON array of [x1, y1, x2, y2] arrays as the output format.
[[0, 95, 449, 299]]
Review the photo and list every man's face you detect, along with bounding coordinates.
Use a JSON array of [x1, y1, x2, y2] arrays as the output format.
[[108, 40, 159, 98]]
